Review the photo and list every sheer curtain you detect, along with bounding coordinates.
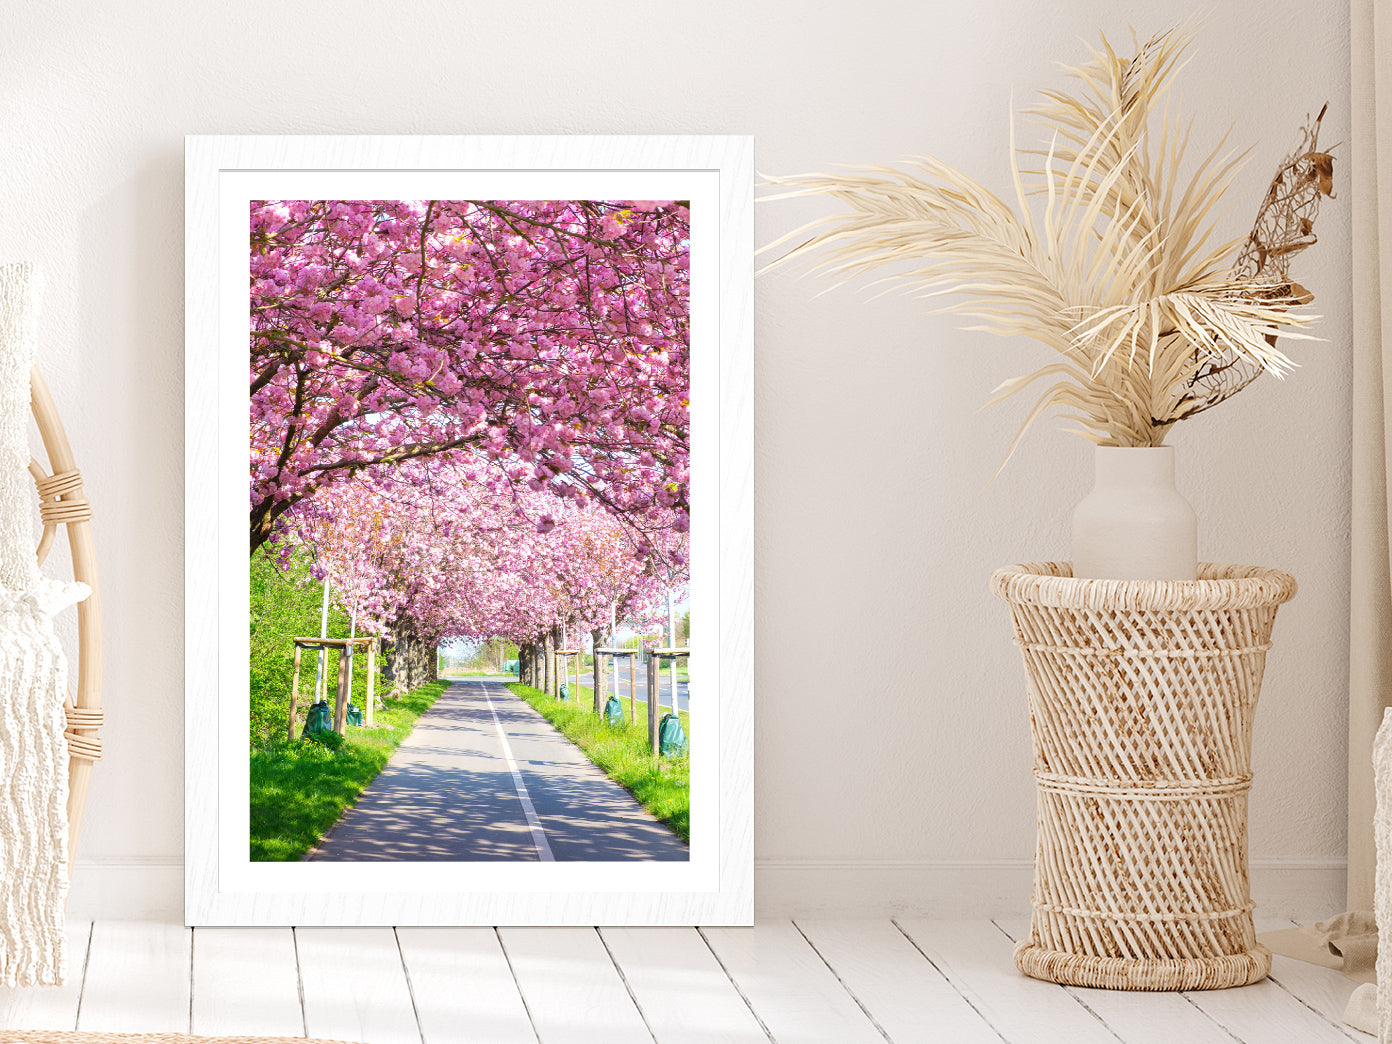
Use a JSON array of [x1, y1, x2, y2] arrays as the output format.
[[1348, 0, 1392, 912]]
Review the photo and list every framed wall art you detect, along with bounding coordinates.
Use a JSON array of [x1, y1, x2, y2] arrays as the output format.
[[185, 135, 752, 925]]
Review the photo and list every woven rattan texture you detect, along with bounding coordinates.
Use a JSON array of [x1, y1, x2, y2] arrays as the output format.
[[991, 562, 1297, 990]]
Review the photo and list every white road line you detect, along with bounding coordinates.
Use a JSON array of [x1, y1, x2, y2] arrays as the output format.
[[479, 682, 556, 862]]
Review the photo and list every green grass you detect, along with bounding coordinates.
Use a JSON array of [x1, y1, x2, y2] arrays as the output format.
[[249, 680, 448, 861], [565, 683, 690, 738], [250, 548, 382, 746], [507, 682, 690, 842]]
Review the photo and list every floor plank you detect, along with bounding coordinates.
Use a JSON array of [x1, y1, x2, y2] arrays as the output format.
[[1254, 919, 1365, 1041], [895, 919, 1117, 1044], [600, 926, 768, 1043], [9, 916, 1367, 1043], [992, 919, 1235, 1044], [296, 927, 419, 1044], [190, 927, 303, 1038], [1266, 954, 1365, 1041], [499, 928, 650, 1044], [1154, 916, 1357, 1044], [795, 919, 1002, 1044], [77, 921, 191, 1033], [700, 921, 883, 1044], [0, 921, 90, 1031], [396, 927, 536, 1044], [1183, 976, 1355, 1044]]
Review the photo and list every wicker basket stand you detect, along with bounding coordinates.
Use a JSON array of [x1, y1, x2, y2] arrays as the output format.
[[991, 562, 1297, 991]]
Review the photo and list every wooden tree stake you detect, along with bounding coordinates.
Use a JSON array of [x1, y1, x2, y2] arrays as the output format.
[[332, 646, 350, 733], [593, 650, 605, 714], [647, 652, 660, 754], [288, 644, 302, 741], [365, 639, 376, 725]]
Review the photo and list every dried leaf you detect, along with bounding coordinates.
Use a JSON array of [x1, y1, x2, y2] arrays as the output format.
[[1308, 152, 1335, 197]]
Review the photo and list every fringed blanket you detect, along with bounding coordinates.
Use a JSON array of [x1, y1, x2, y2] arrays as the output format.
[[0, 262, 89, 986], [1375, 708, 1392, 1041]]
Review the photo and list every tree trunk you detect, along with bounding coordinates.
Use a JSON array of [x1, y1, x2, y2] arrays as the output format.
[[386, 632, 439, 692], [591, 627, 607, 714], [415, 637, 433, 688], [541, 629, 555, 696], [384, 636, 405, 695], [549, 623, 563, 697]]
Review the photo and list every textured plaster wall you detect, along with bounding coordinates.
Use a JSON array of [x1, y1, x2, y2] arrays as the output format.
[[0, 0, 1352, 913]]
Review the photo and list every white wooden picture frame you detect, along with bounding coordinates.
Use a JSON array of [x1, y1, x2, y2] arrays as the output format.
[[184, 135, 753, 925]]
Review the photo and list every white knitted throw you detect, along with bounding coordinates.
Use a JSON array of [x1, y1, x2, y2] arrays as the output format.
[[0, 262, 89, 987], [1375, 706, 1392, 1042]]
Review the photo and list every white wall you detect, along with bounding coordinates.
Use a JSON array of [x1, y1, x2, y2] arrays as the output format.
[[1, 0, 1352, 919]]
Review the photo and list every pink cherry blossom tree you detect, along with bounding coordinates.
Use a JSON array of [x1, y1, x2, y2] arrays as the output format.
[[287, 456, 687, 690], [250, 199, 690, 555]]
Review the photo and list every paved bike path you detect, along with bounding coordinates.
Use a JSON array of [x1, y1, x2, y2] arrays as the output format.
[[308, 679, 688, 862]]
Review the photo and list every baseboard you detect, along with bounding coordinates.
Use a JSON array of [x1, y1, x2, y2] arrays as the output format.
[[753, 860, 1036, 919], [67, 859, 183, 921], [63, 858, 1349, 923], [753, 859, 1349, 921], [1249, 860, 1349, 920]]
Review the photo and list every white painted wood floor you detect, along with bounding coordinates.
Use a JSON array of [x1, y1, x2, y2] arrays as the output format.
[[0, 919, 1371, 1043]]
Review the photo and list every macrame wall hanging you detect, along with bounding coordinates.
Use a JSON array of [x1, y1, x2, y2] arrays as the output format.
[[0, 262, 103, 987]]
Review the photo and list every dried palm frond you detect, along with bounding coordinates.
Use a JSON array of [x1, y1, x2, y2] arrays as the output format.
[[761, 26, 1330, 455]]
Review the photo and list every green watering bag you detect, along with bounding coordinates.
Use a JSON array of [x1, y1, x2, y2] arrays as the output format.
[[604, 694, 625, 726], [302, 700, 333, 738], [558, 682, 569, 701], [658, 712, 688, 756], [346, 702, 364, 727]]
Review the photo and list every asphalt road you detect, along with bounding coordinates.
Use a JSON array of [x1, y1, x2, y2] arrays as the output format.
[[308, 679, 689, 862]]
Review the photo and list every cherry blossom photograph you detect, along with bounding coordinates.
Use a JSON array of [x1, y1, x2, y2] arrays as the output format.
[[186, 136, 752, 925], [247, 198, 694, 866]]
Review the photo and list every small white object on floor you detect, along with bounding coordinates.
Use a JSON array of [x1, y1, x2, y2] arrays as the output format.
[[1347, 982, 1379, 1035]]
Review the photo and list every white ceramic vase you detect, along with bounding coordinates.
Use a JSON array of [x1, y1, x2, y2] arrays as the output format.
[[1071, 445, 1198, 581]]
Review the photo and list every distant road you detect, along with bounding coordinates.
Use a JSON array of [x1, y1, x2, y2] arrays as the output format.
[[597, 666, 689, 715], [464, 668, 690, 714]]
